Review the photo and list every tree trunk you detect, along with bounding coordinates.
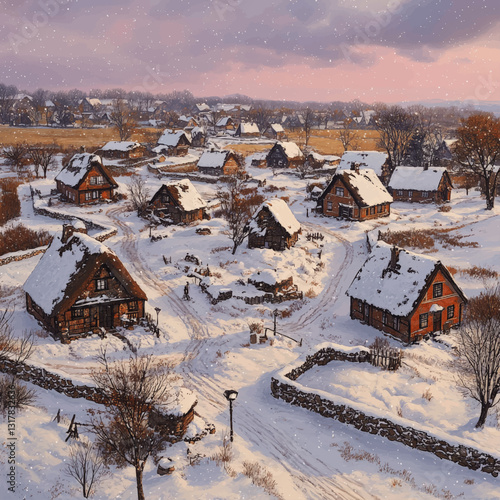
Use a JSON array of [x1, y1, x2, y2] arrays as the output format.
[[135, 466, 145, 500], [475, 403, 490, 428]]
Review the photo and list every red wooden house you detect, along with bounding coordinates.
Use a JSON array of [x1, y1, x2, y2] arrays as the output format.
[[317, 166, 392, 220], [247, 198, 301, 251], [148, 179, 207, 224], [55, 153, 118, 204], [24, 224, 147, 343], [388, 166, 453, 203], [347, 242, 467, 343]]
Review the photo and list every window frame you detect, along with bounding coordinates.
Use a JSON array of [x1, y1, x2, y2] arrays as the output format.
[[326, 200, 333, 211], [447, 304, 455, 320], [72, 308, 84, 319], [419, 313, 428, 329], [335, 187, 344, 197], [433, 282, 443, 298], [96, 278, 108, 291]]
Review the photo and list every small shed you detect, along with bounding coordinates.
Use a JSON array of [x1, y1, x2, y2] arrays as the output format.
[[155, 129, 191, 156], [266, 141, 304, 169], [248, 198, 301, 251], [95, 141, 146, 159], [197, 150, 240, 176], [235, 122, 260, 137], [264, 123, 286, 140]]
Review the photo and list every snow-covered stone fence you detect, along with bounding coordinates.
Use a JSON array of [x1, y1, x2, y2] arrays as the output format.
[[0, 246, 47, 267], [271, 345, 500, 477]]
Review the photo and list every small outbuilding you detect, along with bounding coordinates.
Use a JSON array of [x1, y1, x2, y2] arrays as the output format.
[[347, 242, 467, 343], [266, 141, 304, 169], [234, 122, 260, 137], [95, 141, 147, 160], [197, 150, 241, 176], [155, 129, 191, 156], [248, 198, 301, 251]]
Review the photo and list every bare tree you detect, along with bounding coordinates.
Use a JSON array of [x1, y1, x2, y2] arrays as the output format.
[[89, 351, 174, 500], [205, 109, 222, 134], [217, 171, 264, 255], [65, 442, 107, 498], [374, 104, 419, 168], [0, 84, 17, 124], [29, 145, 56, 179], [3, 143, 28, 175], [110, 99, 136, 141], [455, 113, 500, 210], [250, 105, 273, 134], [128, 176, 150, 216], [301, 108, 316, 147], [456, 285, 500, 428], [51, 91, 75, 127], [338, 118, 359, 152]]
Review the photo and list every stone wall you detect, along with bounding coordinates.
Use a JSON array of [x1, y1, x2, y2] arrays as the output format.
[[0, 247, 47, 267], [271, 347, 500, 477]]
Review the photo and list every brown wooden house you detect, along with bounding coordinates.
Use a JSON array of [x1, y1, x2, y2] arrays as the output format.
[[148, 179, 207, 224], [55, 153, 118, 205], [95, 141, 147, 160], [347, 242, 467, 343], [197, 150, 241, 176], [266, 141, 304, 169], [155, 129, 191, 156], [24, 224, 147, 343], [317, 166, 393, 220], [388, 166, 453, 203], [248, 198, 301, 251], [264, 124, 286, 140], [234, 122, 260, 137]]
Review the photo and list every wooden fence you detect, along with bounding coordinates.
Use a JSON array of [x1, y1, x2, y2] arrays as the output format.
[[369, 347, 402, 371]]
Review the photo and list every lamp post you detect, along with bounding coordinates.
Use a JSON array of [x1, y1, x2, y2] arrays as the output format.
[[223, 390, 238, 442], [273, 309, 279, 336], [154, 307, 161, 327]]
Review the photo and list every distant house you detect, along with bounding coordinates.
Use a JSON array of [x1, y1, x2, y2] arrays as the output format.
[[155, 129, 191, 156], [79, 98, 101, 114], [347, 242, 467, 343], [197, 150, 240, 176], [95, 141, 147, 160], [336, 151, 392, 185], [215, 116, 235, 131], [148, 179, 207, 224], [317, 165, 393, 220], [304, 152, 340, 170], [178, 115, 198, 129], [266, 141, 304, 169], [248, 198, 301, 251], [264, 123, 285, 140], [24, 224, 147, 343], [190, 126, 206, 147], [251, 152, 268, 168], [388, 166, 453, 203], [234, 122, 260, 137], [55, 153, 118, 205]]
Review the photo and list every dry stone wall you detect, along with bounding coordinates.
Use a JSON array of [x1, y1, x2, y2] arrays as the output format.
[[271, 346, 500, 477]]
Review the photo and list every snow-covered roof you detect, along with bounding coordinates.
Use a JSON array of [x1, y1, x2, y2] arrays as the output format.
[[238, 122, 260, 134], [337, 151, 389, 176], [196, 103, 210, 112], [339, 169, 393, 206], [249, 198, 301, 237], [55, 153, 104, 188], [347, 241, 440, 316], [164, 179, 207, 211], [99, 141, 141, 152], [216, 117, 232, 127], [23, 229, 134, 316], [197, 150, 231, 169], [270, 123, 284, 133], [276, 141, 303, 158], [191, 126, 205, 136], [388, 166, 448, 191], [157, 129, 190, 147]]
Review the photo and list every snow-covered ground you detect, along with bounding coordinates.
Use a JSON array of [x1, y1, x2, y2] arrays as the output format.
[[1, 158, 500, 499]]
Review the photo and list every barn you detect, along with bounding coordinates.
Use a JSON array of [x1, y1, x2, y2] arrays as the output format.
[[347, 242, 467, 343], [24, 224, 147, 343], [248, 198, 301, 251], [55, 153, 118, 205]]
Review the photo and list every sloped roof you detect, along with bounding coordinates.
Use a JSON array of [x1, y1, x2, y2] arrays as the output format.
[[151, 179, 206, 212], [347, 242, 448, 316], [270, 123, 284, 133], [216, 116, 232, 127], [337, 151, 389, 177], [278, 141, 303, 159], [389, 166, 449, 191], [55, 153, 116, 189], [249, 198, 301, 237], [337, 169, 393, 206], [99, 141, 142, 152], [157, 129, 190, 147], [24, 229, 147, 316], [197, 150, 232, 169], [237, 122, 260, 134]]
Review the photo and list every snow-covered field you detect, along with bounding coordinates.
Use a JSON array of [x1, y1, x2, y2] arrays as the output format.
[[1, 157, 500, 499]]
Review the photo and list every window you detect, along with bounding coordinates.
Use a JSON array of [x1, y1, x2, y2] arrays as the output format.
[[327, 201, 333, 211], [419, 313, 428, 329], [408, 190, 413, 198], [96, 278, 108, 291], [382, 312, 387, 324], [128, 301, 138, 311], [335, 187, 344, 197], [447, 305, 455, 319], [90, 176, 104, 185], [394, 317, 400, 331], [85, 192, 91, 200], [422, 191, 429, 198], [92, 190, 100, 199], [397, 190, 404, 196], [377, 205, 383, 213], [72, 308, 84, 319], [433, 283, 443, 298], [370, 206, 375, 215]]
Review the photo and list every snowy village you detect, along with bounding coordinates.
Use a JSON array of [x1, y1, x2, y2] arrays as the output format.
[[2, 2, 500, 500]]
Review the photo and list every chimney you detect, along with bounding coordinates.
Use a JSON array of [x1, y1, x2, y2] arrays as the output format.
[[423, 162, 429, 171], [61, 224, 75, 243], [350, 162, 360, 174], [389, 245, 400, 271]]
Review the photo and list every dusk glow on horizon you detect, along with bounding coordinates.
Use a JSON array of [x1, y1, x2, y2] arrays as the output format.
[[2, 0, 500, 103]]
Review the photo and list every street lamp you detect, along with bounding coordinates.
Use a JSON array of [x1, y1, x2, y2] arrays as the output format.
[[154, 307, 161, 327], [223, 390, 238, 442], [273, 309, 279, 336]]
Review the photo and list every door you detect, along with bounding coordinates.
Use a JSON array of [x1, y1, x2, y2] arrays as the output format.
[[433, 310, 442, 332], [99, 304, 113, 329]]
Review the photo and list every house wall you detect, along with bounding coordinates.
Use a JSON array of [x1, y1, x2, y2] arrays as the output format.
[[150, 196, 204, 224], [390, 175, 451, 203], [248, 211, 300, 251]]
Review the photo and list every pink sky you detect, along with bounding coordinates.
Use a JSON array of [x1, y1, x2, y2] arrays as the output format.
[[2, 0, 500, 103]]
